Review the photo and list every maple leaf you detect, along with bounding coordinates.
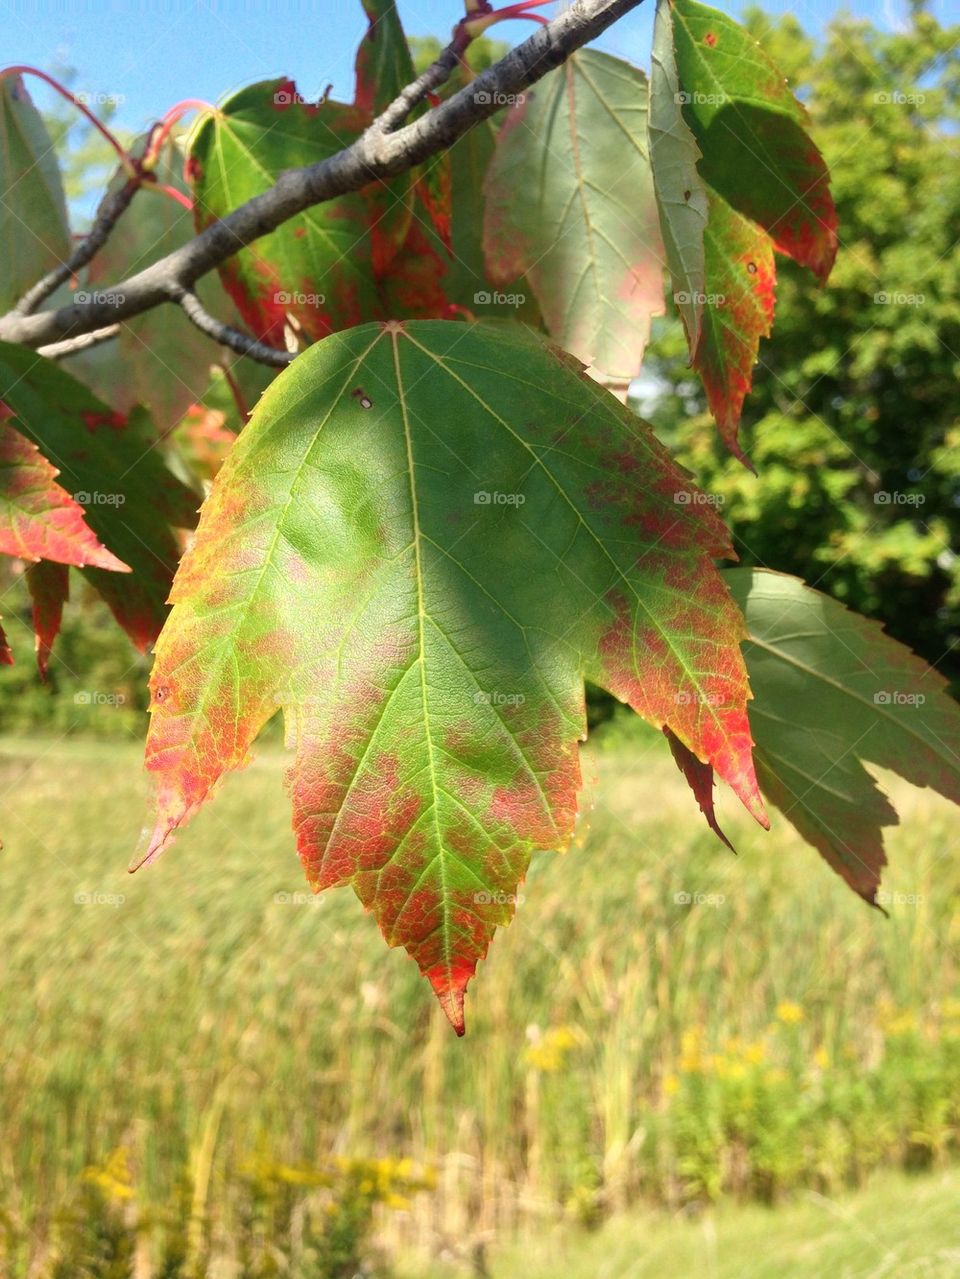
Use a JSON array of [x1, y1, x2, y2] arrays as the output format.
[[483, 50, 666, 382], [0, 418, 128, 572], [0, 341, 199, 655], [187, 80, 412, 346], [649, 0, 709, 359], [678, 569, 960, 907], [354, 0, 416, 117], [25, 560, 69, 680], [138, 320, 767, 1033], [665, 0, 838, 455]]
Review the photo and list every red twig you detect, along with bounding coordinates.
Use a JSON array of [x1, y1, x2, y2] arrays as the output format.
[[1, 65, 135, 173]]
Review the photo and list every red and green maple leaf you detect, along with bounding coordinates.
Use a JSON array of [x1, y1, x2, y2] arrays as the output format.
[[665, 0, 837, 456], [188, 80, 412, 347], [137, 319, 767, 1033], [0, 341, 199, 659], [0, 413, 128, 573]]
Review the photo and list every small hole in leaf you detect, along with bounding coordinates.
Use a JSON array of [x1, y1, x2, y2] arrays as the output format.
[[154, 685, 170, 703], [352, 387, 373, 409], [747, 262, 758, 274]]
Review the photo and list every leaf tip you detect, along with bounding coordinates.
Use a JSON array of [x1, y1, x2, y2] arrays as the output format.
[[129, 814, 176, 873], [425, 963, 471, 1036]]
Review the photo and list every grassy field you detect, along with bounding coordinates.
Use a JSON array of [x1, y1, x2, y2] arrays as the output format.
[[407, 1167, 960, 1279], [0, 721, 957, 1275]]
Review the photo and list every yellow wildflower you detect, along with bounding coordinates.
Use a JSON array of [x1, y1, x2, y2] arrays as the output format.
[[776, 1000, 805, 1025]]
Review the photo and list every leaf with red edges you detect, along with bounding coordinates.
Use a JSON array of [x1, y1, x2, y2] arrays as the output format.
[[670, 0, 837, 281], [25, 559, 68, 679], [697, 192, 776, 465], [722, 569, 960, 906], [0, 419, 129, 571], [668, 0, 837, 450], [378, 219, 450, 320], [354, 0, 416, 117], [187, 80, 412, 346], [664, 725, 733, 851], [0, 341, 199, 651], [137, 320, 766, 1033], [414, 153, 453, 257]]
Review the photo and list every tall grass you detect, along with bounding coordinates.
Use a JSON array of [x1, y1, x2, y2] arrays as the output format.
[[0, 720, 957, 1273]]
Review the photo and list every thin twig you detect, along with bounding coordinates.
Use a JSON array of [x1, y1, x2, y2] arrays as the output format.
[[36, 324, 120, 359], [173, 289, 294, 367], [13, 177, 140, 316]]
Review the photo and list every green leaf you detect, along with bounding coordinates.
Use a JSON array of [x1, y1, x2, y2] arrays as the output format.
[[670, 0, 837, 281], [649, 0, 709, 358], [668, 0, 837, 452], [0, 73, 71, 311], [354, 0, 416, 116], [187, 80, 411, 345], [483, 51, 666, 382], [138, 319, 767, 1033], [0, 341, 199, 651], [726, 568, 960, 905]]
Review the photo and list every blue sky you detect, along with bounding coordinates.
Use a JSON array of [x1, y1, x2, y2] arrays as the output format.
[[3, 0, 935, 138]]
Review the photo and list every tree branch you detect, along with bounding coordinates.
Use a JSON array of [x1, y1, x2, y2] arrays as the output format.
[[12, 176, 141, 316], [0, 0, 642, 351], [173, 288, 295, 366]]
